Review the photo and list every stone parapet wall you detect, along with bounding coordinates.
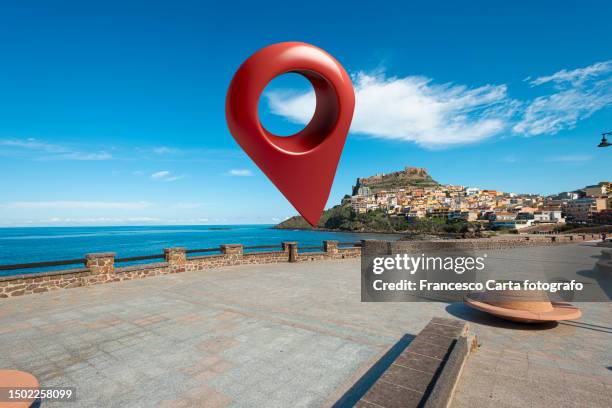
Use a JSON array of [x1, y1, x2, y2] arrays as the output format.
[[297, 252, 327, 262], [297, 247, 361, 262], [0, 241, 362, 298], [0, 234, 598, 299], [0, 268, 90, 297], [364, 233, 600, 256], [241, 251, 289, 265]]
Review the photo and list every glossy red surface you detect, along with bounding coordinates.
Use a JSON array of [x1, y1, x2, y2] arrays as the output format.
[[226, 42, 355, 226]]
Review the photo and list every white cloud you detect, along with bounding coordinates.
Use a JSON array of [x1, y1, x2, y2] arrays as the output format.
[[227, 169, 253, 177], [151, 171, 170, 179], [527, 61, 612, 87], [501, 155, 518, 163], [0, 138, 65, 152], [266, 61, 612, 147], [150, 170, 185, 182], [54, 151, 112, 161], [545, 154, 593, 163], [44, 217, 162, 223], [0, 216, 222, 226], [267, 72, 517, 148], [135, 146, 244, 162], [514, 61, 612, 136], [1, 201, 153, 210], [152, 146, 179, 154], [173, 202, 205, 209], [0, 138, 113, 160]]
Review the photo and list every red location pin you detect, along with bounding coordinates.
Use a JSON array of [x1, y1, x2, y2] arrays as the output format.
[[226, 42, 355, 227]]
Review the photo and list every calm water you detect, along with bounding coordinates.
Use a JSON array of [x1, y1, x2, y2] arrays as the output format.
[[0, 225, 399, 276]]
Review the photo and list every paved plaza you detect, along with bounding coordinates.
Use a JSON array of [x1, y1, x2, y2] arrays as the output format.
[[0, 242, 610, 407]]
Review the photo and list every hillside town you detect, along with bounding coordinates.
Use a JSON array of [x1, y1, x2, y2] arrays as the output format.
[[344, 167, 612, 230]]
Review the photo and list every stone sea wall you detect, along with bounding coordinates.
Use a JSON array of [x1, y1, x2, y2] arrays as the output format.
[[363, 233, 601, 255], [0, 234, 600, 298], [0, 241, 361, 298]]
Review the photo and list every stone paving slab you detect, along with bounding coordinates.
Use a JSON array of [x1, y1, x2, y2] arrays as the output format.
[[0, 242, 610, 407]]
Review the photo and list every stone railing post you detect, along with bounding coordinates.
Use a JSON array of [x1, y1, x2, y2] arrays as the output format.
[[282, 242, 298, 262], [221, 244, 243, 262], [85, 252, 115, 274], [164, 247, 186, 268], [324, 240, 339, 255]]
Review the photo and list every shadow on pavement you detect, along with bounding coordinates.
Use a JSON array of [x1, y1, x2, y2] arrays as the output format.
[[558, 320, 612, 334], [445, 302, 558, 330], [576, 266, 612, 301], [332, 333, 415, 408]]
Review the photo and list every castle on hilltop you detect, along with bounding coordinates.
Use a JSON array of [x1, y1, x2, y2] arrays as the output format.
[[352, 166, 436, 195]]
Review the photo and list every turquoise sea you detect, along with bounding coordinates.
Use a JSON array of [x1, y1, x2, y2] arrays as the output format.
[[0, 225, 399, 276]]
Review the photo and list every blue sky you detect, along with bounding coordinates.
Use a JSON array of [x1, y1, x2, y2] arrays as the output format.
[[0, 0, 610, 226]]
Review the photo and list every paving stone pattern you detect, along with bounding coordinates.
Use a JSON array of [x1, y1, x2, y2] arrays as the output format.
[[0, 242, 610, 407]]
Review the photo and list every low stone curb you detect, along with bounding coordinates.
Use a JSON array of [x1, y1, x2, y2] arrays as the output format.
[[423, 334, 472, 408], [346, 317, 473, 408]]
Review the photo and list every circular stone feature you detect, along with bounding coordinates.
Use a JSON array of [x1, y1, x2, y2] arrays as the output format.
[[464, 289, 582, 323], [0, 370, 39, 408]]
